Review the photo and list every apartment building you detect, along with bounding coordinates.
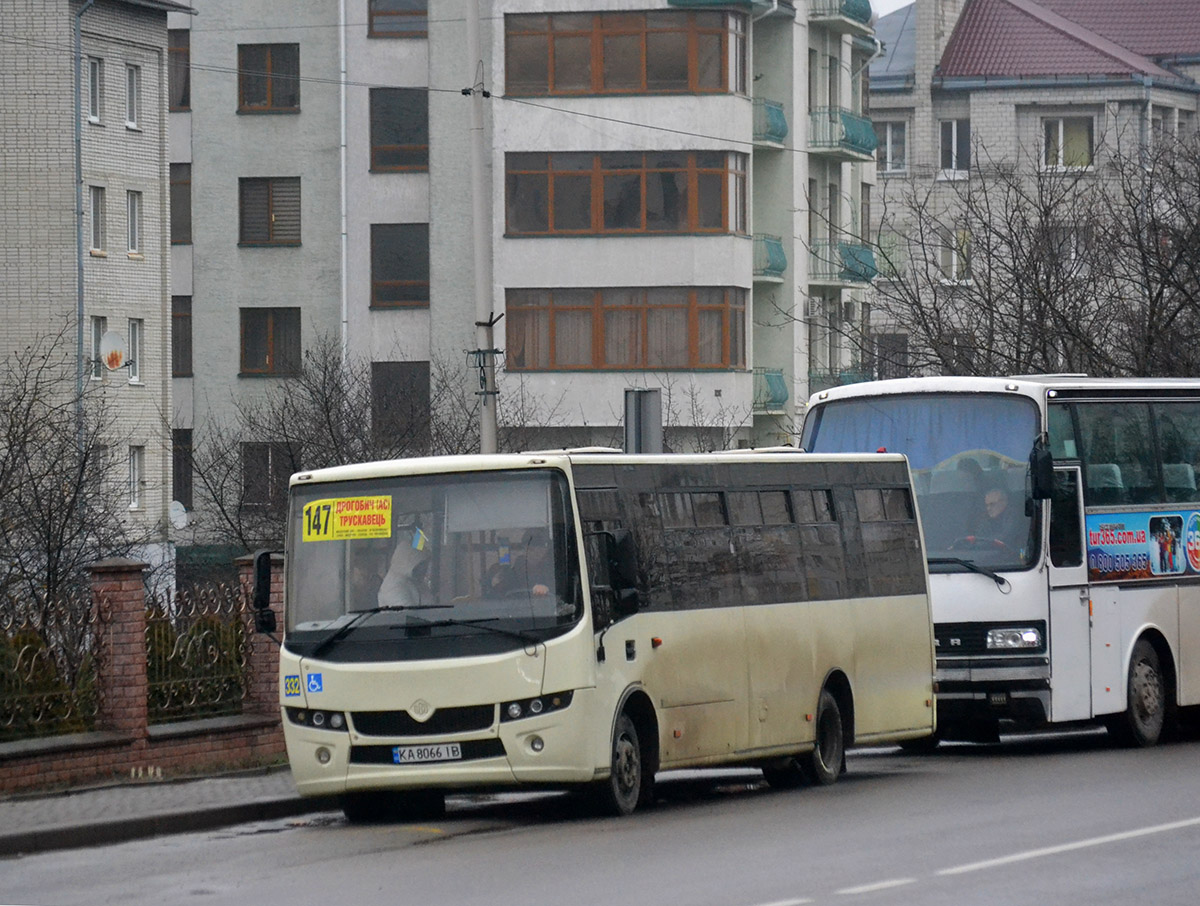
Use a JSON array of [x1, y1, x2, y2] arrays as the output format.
[[166, 0, 879, 540], [867, 0, 1200, 376], [0, 0, 186, 568]]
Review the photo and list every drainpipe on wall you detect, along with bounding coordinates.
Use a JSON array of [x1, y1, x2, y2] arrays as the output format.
[[74, 0, 97, 448]]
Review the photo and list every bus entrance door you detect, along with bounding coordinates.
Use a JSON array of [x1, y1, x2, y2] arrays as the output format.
[[1048, 466, 1092, 722]]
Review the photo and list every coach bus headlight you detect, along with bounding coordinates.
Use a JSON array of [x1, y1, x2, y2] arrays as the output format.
[[500, 691, 575, 722], [987, 628, 1042, 650]]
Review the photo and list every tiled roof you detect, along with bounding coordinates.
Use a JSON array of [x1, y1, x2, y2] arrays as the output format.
[[1036, 0, 1200, 61], [939, 0, 1185, 82]]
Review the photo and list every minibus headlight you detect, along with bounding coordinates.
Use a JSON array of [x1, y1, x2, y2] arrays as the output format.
[[500, 691, 574, 722], [987, 628, 1042, 650], [286, 707, 349, 731]]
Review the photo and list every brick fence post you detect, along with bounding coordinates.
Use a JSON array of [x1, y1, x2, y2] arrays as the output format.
[[90, 558, 150, 741], [238, 553, 284, 715]]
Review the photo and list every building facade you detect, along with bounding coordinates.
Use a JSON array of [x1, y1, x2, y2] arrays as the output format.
[[0, 0, 185, 568], [867, 0, 1200, 376], [163, 0, 879, 541]]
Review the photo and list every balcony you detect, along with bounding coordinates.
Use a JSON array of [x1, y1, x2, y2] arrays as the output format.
[[808, 0, 874, 36], [753, 98, 788, 147], [753, 367, 789, 414], [807, 368, 872, 394], [809, 240, 878, 286], [808, 108, 878, 161], [753, 234, 787, 282]]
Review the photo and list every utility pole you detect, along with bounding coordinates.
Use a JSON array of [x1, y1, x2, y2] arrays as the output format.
[[466, 0, 498, 453]]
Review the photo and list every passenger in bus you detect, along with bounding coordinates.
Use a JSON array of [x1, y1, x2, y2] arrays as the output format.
[[377, 526, 431, 608]]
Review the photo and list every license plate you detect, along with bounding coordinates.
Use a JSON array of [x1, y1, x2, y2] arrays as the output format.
[[392, 743, 462, 764]]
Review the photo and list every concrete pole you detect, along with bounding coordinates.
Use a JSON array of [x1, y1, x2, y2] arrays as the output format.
[[467, 0, 498, 453]]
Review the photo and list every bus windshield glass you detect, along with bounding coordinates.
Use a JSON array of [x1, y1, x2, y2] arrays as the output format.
[[804, 393, 1041, 570], [285, 469, 581, 659]]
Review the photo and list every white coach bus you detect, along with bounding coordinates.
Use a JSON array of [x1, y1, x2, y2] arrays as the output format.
[[255, 450, 935, 821], [802, 375, 1200, 747]]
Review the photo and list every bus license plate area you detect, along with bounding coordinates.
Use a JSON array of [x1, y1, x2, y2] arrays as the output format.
[[392, 743, 463, 765]]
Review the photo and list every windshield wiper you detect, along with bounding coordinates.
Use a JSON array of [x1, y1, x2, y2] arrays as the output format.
[[411, 615, 543, 647], [308, 604, 451, 658], [927, 557, 1010, 591]]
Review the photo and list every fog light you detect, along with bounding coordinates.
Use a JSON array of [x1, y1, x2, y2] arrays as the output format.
[[329, 713, 345, 730], [530, 736, 544, 753], [315, 746, 331, 764], [507, 702, 523, 719]]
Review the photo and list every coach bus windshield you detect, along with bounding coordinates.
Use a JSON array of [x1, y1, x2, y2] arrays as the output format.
[[284, 469, 582, 661], [803, 393, 1041, 570]]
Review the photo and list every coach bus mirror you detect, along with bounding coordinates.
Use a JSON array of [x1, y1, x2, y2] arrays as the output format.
[[251, 549, 277, 633], [1030, 437, 1054, 500]]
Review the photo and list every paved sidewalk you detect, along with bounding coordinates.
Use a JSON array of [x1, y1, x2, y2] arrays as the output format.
[[0, 768, 339, 857]]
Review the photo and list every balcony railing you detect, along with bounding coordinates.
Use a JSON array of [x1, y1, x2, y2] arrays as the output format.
[[753, 233, 787, 281], [808, 107, 878, 160], [753, 367, 789, 413], [808, 0, 874, 35], [809, 240, 878, 285], [753, 98, 788, 146], [807, 368, 872, 394]]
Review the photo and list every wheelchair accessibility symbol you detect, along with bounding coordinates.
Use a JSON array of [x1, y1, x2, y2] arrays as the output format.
[[306, 673, 323, 694]]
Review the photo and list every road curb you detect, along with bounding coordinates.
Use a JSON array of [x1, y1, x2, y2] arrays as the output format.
[[0, 795, 340, 857]]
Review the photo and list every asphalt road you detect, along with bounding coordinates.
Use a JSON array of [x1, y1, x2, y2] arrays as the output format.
[[4, 728, 1200, 906]]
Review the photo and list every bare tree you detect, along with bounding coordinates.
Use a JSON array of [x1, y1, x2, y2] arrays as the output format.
[[0, 327, 147, 602], [863, 130, 1200, 380], [188, 335, 582, 549]]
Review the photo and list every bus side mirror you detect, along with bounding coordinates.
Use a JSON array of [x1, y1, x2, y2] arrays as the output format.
[[252, 549, 277, 634], [607, 529, 641, 617], [1030, 437, 1054, 500]]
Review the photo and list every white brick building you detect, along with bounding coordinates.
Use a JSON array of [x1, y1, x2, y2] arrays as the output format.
[[0, 0, 189, 565]]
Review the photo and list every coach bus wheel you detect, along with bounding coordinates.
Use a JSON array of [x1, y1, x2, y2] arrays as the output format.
[[341, 789, 446, 823], [600, 714, 643, 816], [800, 689, 845, 786], [1109, 639, 1166, 748]]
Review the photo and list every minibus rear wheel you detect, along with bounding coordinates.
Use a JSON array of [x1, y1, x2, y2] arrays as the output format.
[[800, 688, 845, 785]]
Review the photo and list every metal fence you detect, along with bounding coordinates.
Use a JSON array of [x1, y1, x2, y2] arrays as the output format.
[[0, 588, 100, 741], [145, 583, 250, 725]]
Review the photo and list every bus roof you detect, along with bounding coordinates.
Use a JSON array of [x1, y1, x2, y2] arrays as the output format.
[[288, 449, 912, 488], [808, 374, 1200, 408]]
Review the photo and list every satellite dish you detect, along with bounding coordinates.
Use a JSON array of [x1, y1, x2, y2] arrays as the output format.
[[168, 500, 190, 529], [99, 330, 128, 371]]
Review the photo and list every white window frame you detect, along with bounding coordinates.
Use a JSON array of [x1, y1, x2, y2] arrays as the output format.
[[876, 121, 907, 174], [90, 315, 107, 379], [938, 227, 973, 284], [88, 185, 105, 253], [127, 318, 143, 383], [125, 64, 140, 128], [127, 190, 142, 254], [939, 118, 970, 180], [87, 57, 103, 122], [128, 445, 145, 509], [1043, 116, 1095, 170]]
